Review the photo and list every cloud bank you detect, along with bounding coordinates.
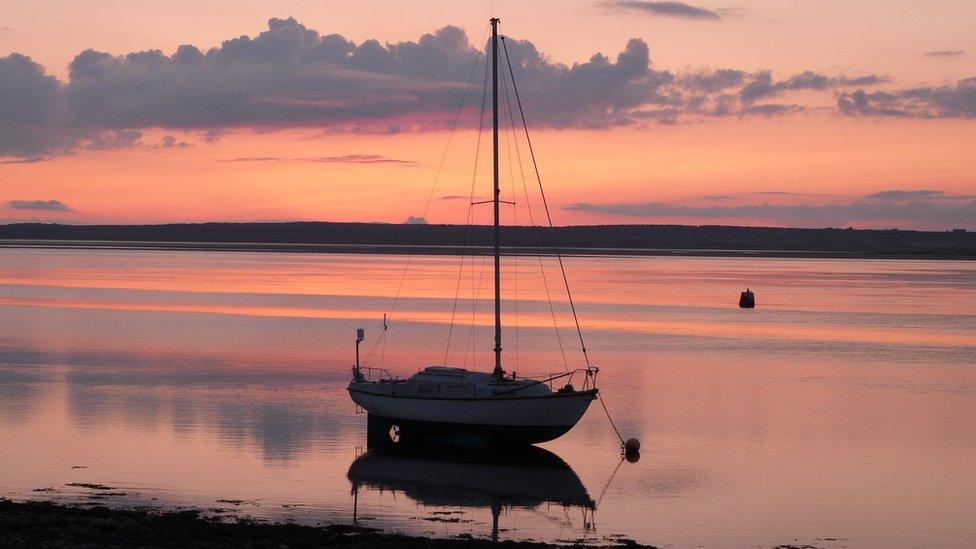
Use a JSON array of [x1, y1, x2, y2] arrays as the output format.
[[6, 199, 72, 211], [567, 190, 976, 229], [599, 1, 722, 20], [837, 79, 976, 118], [924, 50, 965, 58], [224, 154, 416, 165], [1, 17, 973, 160]]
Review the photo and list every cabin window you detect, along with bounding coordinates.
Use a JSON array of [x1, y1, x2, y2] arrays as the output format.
[[418, 384, 441, 394], [446, 384, 468, 394]]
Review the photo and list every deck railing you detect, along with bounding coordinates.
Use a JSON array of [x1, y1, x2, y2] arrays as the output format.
[[492, 366, 599, 397], [352, 366, 398, 383], [545, 366, 599, 393]]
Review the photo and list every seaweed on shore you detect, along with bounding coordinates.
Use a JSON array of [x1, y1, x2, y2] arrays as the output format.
[[1, 499, 652, 547], [215, 498, 259, 507], [64, 483, 114, 491]]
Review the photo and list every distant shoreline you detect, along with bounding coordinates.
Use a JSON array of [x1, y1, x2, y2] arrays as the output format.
[[1, 222, 973, 260], [3, 238, 973, 260]]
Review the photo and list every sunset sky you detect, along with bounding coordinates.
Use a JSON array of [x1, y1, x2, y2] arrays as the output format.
[[1, 0, 974, 229]]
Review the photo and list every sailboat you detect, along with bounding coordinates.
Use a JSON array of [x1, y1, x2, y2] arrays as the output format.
[[348, 18, 598, 446]]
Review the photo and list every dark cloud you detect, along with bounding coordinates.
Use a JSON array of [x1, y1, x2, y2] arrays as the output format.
[[158, 135, 191, 148], [680, 69, 749, 93], [498, 35, 677, 129], [0, 156, 49, 164], [6, 199, 72, 212], [84, 129, 143, 150], [0, 17, 966, 161], [740, 103, 804, 117], [224, 156, 281, 162], [601, 1, 722, 20], [224, 154, 415, 165], [306, 154, 416, 165], [924, 50, 965, 58], [670, 70, 889, 118], [0, 53, 76, 158], [404, 216, 428, 224], [631, 107, 682, 124], [201, 129, 228, 143], [567, 190, 976, 228], [439, 194, 490, 202], [63, 20, 479, 132], [715, 7, 748, 19], [701, 191, 839, 199], [739, 70, 889, 105], [866, 190, 946, 200], [3, 18, 677, 157], [839, 75, 891, 86], [567, 200, 976, 228], [838, 79, 976, 118]]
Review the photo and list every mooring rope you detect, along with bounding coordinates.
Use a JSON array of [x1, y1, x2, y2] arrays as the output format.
[[596, 456, 626, 505], [598, 391, 625, 445]]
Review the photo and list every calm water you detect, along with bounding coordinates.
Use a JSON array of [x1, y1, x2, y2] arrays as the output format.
[[1, 248, 975, 547]]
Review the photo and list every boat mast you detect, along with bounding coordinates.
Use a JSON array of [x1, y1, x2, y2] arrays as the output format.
[[491, 17, 503, 378]]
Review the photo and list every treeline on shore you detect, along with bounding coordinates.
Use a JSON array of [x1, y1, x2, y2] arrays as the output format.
[[1, 222, 974, 258]]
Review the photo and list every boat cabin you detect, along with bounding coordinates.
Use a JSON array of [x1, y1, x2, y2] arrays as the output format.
[[369, 366, 554, 399]]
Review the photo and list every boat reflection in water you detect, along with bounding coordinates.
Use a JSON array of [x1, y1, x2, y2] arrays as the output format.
[[347, 442, 596, 542]]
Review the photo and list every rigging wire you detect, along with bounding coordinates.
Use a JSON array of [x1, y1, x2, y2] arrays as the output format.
[[463, 252, 490, 369], [462, 38, 494, 371], [380, 315, 387, 369], [502, 36, 631, 448], [444, 40, 491, 366], [501, 79, 521, 371], [498, 42, 569, 372], [501, 36, 591, 368], [362, 28, 487, 366]]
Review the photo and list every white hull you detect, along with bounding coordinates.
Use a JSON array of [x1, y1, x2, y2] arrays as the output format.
[[350, 387, 595, 426], [349, 382, 597, 444]]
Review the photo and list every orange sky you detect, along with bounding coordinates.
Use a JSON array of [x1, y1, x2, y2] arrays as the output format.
[[1, 1, 974, 229]]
